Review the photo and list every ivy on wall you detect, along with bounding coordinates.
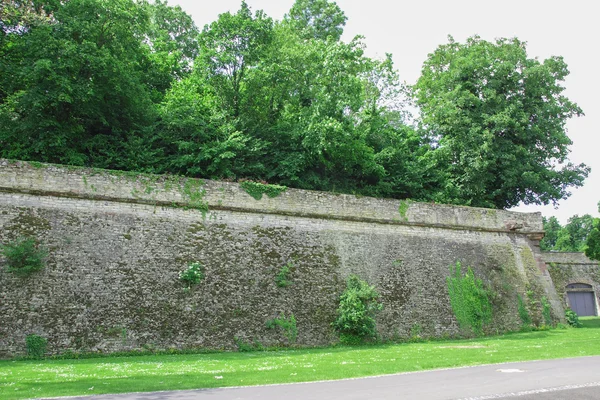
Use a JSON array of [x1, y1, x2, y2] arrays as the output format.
[[447, 262, 492, 336]]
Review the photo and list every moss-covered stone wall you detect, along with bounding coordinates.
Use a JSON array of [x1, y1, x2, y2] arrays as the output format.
[[0, 160, 562, 357]]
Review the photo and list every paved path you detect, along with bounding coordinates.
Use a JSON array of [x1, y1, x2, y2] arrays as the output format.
[[65, 356, 600, 400]]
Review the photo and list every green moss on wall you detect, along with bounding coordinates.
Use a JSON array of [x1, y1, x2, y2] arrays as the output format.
[[398, 200, 410, 221], [240, 181, 287, 200], [4, 210, 51, 238]]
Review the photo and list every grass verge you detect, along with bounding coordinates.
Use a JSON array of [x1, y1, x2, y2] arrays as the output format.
[[2, 322, 600, 399]]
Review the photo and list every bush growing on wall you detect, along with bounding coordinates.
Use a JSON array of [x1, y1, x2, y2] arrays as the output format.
[[179, 262, 204, 288], [447, 262, 492, 336], [26, 334, 48, 358], [1, 237, 47, 276], [275, 262, 294, 287], [333, 275, 383, 344]]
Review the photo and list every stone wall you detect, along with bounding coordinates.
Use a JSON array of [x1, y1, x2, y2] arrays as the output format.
[[545, 252, 600, 314], [0, 160, 562, 357]]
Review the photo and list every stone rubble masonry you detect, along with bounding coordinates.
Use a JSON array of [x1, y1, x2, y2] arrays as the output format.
[[0, 160, 562, 357]]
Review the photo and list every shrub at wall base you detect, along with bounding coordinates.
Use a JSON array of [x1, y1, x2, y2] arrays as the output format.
[[333, 275, 383, 344]]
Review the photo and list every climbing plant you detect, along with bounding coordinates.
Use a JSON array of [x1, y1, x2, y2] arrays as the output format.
[[517, 294, 532, 328], [446, 262, 492, 336]]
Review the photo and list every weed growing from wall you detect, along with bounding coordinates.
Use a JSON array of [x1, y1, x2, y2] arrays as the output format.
[[541, 296, 552, 326], [398, 200, 410, 221], [240, 181, 287, 200], [1, 237, 47, 276], [333, 275, 383, 344], [517, 294, 532, 328], [266, 312, 298, 344], [275, 262, 294, 287], [181, 179, 209, 217], [446, 262, 492, 336], [26, 334, 47, 358], [234, 337, 264, 352], [179, 262, 204, 288]]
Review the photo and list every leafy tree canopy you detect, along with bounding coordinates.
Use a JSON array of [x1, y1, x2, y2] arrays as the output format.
[[285, 0, 347, 41], [414, 35, 589, 209], [542, 214, 596, 253], [584, 202, 600, 261]]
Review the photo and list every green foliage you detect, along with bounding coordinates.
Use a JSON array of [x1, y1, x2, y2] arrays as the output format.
[[1, 236, 47, 276], [398, 200, 410, 220], [517, 294, 532, 327], [265, 313, 298, 344], [285, 0, 347, 41], [555, 214, 596, 252], [409, 323, 424, 342], [275, 262, 294, 287], [181, 179, 208, 216], [565, 308, 582, 328], [0, 0, 158, 169], [25, 334, 47, 359], [541, 296, 552, 326], [414, 35, 589, 209], [240, 181, 287, 201], [178, 262, 204, 287], [446, 262, 492, 335], [540, 216, 561, 251], [585, 213, 600, 261], [541, 214, 596, 252], [333, 275, 383, 343], [1, 1, 585, 211], [234, 337, 264, 352]]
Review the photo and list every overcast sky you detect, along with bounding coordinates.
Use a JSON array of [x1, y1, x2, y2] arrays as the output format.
[[170, 0, 599, 224]]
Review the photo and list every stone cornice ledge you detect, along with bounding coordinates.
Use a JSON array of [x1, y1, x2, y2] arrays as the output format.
[[0, 159, 544, 235]]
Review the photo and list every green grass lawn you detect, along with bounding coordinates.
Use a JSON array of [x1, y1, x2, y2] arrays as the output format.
[[2, 321, 600, 400]]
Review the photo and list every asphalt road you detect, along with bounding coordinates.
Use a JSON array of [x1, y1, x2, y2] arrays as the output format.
[[63, 356, 600, 400]]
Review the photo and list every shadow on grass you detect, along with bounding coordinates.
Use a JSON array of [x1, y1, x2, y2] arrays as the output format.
[[580, 317, 600, 329], [6, 374, 230, 400], [479, 330, 559, 341]]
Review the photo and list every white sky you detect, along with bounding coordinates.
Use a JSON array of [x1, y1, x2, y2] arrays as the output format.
[[170, 0, 599, 224]]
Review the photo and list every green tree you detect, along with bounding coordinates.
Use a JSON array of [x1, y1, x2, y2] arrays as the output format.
[[157, 75, 248, 178], [197, 1, 273, 120], [285, 0, 347, 41], [540, 216, 562, 251], [414, 36, 589, 209], [243, 21, 427, 197], [554, 214, 595, 252], [143, 0, 199, 101], [0, 0, 157, 168], [585, 202, 600, 261]]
